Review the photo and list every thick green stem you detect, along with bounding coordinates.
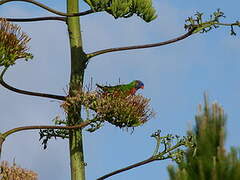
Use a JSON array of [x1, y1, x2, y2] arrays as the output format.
[[67, 0, 87, 180]]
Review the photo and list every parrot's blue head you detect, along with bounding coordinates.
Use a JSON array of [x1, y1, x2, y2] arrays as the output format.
[[134, 80, 144, 90]]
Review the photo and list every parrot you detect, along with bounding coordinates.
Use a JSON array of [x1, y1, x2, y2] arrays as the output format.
[[96, 80, 144, 96]]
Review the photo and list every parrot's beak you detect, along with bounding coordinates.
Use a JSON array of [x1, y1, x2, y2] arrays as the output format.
[[140, 85, 144, 89]]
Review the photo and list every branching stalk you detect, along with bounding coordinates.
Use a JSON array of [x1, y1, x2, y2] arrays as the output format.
[[0, 136, 4, 159], [87, 27, 196, 59], [192, 21, 240, 34], [0, 121, 91, 159], [0, 0, 94, 17], [184, 10, 240, 35], [0, 67, 66, 101], [97, 135, 188, 180], [1, 120, 91, 139], [96, 157, 156, 180], [151, 130, 161, 156], [5, 16, 66, 22]]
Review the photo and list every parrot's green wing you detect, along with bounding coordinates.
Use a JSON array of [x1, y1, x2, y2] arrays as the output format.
[[96, 81, 136, 94]]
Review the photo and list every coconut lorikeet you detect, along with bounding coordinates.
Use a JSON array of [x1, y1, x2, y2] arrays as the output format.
[[96, 80, 144, 96]]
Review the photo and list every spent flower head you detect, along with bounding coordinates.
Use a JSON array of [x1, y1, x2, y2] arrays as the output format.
[[0, 19, 33, 67], [62, 89, 154, 130], [0, 161, 37, 180]]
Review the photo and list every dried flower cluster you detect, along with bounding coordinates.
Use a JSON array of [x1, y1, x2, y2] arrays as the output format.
[[0, 161, 37, 180], [62, 90, 154, 129], [0, 19, 33, 67]]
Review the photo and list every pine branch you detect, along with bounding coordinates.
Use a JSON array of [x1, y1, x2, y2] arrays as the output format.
[[0, 0, 94, 17], [87, 27, 196, 59], [0, 67, 66, 101]]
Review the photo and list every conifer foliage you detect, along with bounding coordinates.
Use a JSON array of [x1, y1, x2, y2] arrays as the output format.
[[168, 96, 240, 180]]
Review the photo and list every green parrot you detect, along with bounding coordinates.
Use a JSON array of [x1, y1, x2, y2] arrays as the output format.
[[96, 80, 144, 96]]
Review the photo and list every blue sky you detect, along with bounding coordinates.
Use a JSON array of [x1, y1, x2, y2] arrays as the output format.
[[0, 0, 240, 180]]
